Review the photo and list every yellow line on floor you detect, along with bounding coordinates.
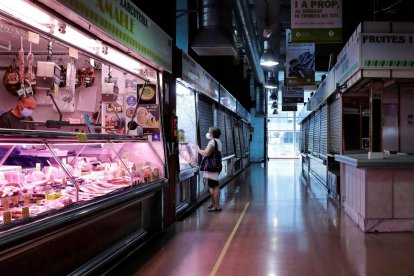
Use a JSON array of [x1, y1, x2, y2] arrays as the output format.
[[210, 202, 250, 276]]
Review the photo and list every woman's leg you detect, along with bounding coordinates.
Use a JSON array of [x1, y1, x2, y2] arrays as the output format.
[[209, 187, 215, 206], [213, 186, 220, 208]]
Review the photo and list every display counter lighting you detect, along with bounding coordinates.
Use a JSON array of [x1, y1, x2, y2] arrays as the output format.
[[0, 0, 52, 33], [0, 0, 148, 79]]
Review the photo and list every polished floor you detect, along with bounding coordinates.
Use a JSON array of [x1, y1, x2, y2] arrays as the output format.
[[112, 160, 414, 276]]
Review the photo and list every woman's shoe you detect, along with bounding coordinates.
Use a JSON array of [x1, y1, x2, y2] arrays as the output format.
[[207, 205, 214, 210], [208, 207, 222, 212]]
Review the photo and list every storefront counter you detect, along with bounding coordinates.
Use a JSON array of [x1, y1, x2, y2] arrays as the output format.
[[335, 154, 414, 232]]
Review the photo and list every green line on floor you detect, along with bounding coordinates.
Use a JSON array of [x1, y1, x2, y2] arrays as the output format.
[[210, 202, 250, 276]]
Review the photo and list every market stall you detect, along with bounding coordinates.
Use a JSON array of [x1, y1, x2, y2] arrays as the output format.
[[174, 51, 219, 216], [0, 0, 171, 272], [218, 85, 237, 181], [299, 21, 414, 232]]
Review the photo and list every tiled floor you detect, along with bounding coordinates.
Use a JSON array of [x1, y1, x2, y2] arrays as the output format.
[[112, 160, 414, 276]]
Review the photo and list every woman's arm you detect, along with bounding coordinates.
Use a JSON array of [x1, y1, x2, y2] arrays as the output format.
[[194, 143, 214, 157]]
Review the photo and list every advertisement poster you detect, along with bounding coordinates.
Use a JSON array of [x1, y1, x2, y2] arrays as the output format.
[[102, 95, 125, 134], [283, 86, 304, 103], [137, 83, 157, 104], [136, 104, 160, 135], [285, 29, 315, 85], [291, 0, 342, 43]]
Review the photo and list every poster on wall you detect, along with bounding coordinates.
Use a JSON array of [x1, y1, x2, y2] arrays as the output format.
[[291, 0, 342, 43], [285, 29, 315, 85]]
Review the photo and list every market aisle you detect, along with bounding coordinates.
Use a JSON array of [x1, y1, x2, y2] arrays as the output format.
[[112, 160, 414, 276]]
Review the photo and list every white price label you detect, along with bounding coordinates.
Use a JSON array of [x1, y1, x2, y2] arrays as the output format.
[[28, 31, 40, 44], [69, 47, 79, 59]]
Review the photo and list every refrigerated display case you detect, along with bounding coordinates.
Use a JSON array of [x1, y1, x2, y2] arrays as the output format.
[[176, 82, 198, 212], [0, 129, 167, 274]]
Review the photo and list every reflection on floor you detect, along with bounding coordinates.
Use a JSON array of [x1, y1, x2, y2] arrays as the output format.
[[113, 160, 414, 276]]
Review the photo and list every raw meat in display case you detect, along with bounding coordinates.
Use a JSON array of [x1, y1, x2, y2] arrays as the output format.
[[0, 130, 165, 226]]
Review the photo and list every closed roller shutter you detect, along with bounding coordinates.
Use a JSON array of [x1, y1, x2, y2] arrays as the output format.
[[217, 109, 227, 155], [303, 119, 309, 153], [225, 112, 235, 156], [329, 97, 342, 154], [313, 109, 320, 157], [300, 119, 307, 153], [198, 97, 213, 150], [308, 114, 314, 153], [320, 104, 328, 159], [239, 124, 246, 157], [244, 123, 250, 154]]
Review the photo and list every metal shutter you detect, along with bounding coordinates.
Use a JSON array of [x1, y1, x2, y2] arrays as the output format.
[[313, 109, 320, 157], [320, 104, 328, 159], [239, 124, 246, 157], [303, 119, 309, 153], [308, 114, 314, 153], [217, 109, 227, 155], [244, 122, 250, 154], [225, 112, 235, 156], [198, 98, 213, 150], [329, 97, 342, 154]]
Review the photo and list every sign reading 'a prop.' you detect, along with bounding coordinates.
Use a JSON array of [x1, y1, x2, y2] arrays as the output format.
[[291, 0, 342, 43]]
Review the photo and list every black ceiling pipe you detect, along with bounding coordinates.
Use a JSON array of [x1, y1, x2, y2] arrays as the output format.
[[234, 0, 265, 84]]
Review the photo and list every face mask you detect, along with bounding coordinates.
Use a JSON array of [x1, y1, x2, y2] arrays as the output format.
[[206, 133, 212, 140], [21, 107, 33, 118]]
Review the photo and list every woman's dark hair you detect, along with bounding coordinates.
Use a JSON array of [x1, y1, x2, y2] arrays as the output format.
[[209, 127, 221, 138]]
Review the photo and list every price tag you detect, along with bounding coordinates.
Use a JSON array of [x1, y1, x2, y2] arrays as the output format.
[[22, 207, 30, 219], [3, 211, 12, 224], [12, 195, 19, 207], [28, 31, 40, 44], [2, 197, 10, 209], [69, 47, 79, 59], [77, 133, 88, 142]]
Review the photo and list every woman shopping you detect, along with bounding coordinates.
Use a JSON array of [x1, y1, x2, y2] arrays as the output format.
[[194, 127, 223, 212]]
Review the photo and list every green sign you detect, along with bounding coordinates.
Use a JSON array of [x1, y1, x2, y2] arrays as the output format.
[[291, 0, 342, 43], [57, 0, 172, 71]]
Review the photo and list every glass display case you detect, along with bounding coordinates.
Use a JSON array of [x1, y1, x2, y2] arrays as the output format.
[[176, 83, 198, 172], [0, 129, 165, 227]]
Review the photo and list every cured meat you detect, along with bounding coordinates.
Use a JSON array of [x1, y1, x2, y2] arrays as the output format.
[[19, 38, 25, 83], [27, 42, 34, 85]]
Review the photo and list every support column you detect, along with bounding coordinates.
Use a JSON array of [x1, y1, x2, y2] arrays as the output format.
[[369, 80, 383, 152]]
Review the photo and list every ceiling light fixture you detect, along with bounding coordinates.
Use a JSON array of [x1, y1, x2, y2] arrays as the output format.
[[260, 40, 278, 67], [264, 71, 278, 89], [269, 92, 277, 101]]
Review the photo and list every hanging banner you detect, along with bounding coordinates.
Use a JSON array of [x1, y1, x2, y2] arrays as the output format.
[[282, 103, 298, 111], [285, 29, 315, 85], [291, 0, 342, 43], [52, 0, 172, 72], [283, 86, 304, 103]]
